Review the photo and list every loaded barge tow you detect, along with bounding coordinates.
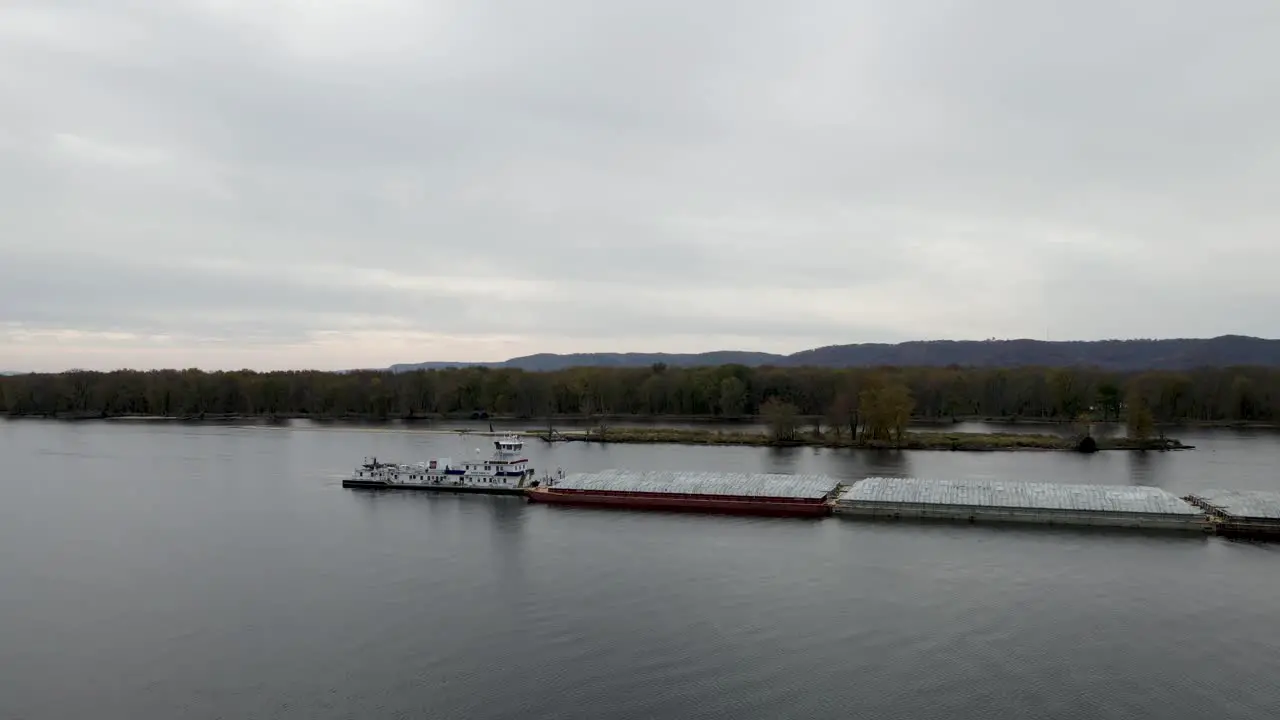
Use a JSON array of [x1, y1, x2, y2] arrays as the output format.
[[341, 455, 1280, 541], [343, 434, 556, 496], [525, 469, 839, 518]]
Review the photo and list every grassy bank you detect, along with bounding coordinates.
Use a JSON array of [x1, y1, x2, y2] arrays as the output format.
[[525, 427, 1190, 452]]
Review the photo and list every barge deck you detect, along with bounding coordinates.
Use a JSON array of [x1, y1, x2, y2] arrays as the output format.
[[1184, 489, 1280, 539], [527, 470, 839, 518], [834, 477, 1210, 532]]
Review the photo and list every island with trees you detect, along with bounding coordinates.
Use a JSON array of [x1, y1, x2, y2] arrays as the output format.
[[3, 363, 1276, 450]]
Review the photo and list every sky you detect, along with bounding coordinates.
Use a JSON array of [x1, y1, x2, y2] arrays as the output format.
[[2, 1, 1279, 372]]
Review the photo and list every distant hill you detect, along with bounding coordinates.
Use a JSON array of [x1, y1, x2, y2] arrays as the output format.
[[388, 351, 783, 373], [389, 335, 1280, 373], [785, 336, 1280, 370], [387, 361, 504, 372], [389, 351, 783, 373], [510, 351, 785, 371]]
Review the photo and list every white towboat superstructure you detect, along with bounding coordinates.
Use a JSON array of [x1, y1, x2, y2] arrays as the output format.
[[344, 434, 560, 495]]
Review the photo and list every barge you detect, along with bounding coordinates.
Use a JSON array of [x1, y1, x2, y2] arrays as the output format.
[[525, 469, 840, 518], [1184, 489, 1280, 539], [834, 477, 1210, 532], [338, 455, 1280, 542], [343, 434, 554, 495]]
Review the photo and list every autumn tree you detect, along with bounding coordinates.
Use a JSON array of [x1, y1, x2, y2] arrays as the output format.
[[760, 396, 800, 442], [883, 382, 915, 443], [827, 374, 862, 440], [859, 376, 915, 444], [1125, 389, 1155, 442]]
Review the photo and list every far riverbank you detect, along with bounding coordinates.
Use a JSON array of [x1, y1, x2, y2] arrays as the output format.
[[524, 427, 1189, 452], [3, 410, 1268, 430], [3, 412, 1191, 451]]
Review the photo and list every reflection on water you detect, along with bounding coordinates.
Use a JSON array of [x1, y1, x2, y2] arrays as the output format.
[[1126, 451, 1158, 487], [761, 446, 914, 478], [829, 447, 914, 478], [761, 446, 803, 474], [233, 417, 1280, 493]]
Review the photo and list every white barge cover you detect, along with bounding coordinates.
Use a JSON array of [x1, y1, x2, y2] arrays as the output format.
[[553, 469, 840, 499], [1187, 489, 1280, 520], [839, 477, 1203, 516]]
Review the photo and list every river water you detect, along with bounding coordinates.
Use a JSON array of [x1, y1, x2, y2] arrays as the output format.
[[2, 419, 1278, 720]]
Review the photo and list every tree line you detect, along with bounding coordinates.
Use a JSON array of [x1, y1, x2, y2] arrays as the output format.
[[2, 363, 1278, 425]]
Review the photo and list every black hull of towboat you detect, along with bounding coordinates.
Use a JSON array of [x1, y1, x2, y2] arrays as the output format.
[[341, 479, 527, 496]]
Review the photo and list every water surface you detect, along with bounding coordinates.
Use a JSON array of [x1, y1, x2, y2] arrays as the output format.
[[1, 419, 1277, 719]]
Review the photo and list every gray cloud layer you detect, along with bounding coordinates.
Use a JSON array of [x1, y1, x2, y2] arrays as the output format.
[[2, 0, 1279, 370]]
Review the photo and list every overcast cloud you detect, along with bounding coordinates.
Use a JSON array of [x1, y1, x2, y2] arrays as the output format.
[[2, 0, 1278, 371]]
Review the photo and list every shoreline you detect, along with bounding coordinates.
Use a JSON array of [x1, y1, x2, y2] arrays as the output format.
[[0, 412, 1195, 451], [524, 428, 1190, 452], [0, 410, 1270, 430]]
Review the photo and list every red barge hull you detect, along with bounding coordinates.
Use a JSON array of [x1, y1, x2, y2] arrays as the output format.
[[526, 487, 832, 518]]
